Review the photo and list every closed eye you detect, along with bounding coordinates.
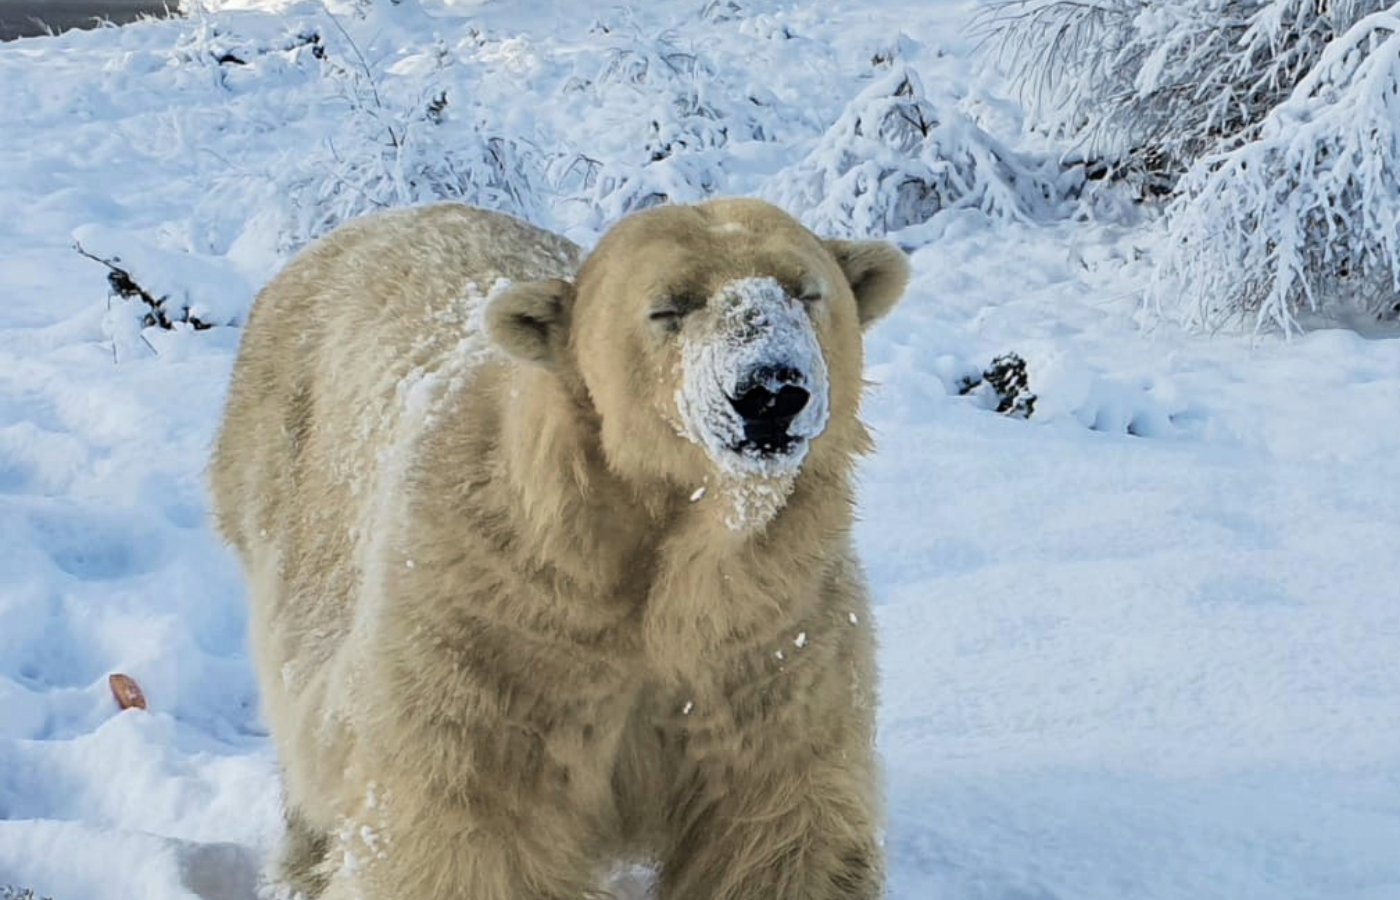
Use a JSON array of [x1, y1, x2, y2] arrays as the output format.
[[648, 307, 685, 332], [650, 289, 701, 326], [785, 276, 825, 305]]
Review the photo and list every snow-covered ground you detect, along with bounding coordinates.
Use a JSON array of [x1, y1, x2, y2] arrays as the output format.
[[1, 2, 1397, 898]]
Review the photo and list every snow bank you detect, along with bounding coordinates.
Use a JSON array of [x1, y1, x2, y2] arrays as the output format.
[[72, 224, 255, 332]]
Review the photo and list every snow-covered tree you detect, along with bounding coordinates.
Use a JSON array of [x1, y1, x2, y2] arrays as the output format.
[[1156, 8, 1400, 332], [977, 0, 1391, 187]]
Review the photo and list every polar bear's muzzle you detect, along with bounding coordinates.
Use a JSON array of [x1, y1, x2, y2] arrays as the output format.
[[674, 277, 831, 475], [728, 365, 811, 456]]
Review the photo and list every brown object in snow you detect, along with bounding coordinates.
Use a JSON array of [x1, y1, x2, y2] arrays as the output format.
[[108, 673, 147, 711]]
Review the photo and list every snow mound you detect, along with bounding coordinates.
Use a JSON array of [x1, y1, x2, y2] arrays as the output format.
[[1012, 342, 1191, 437], [72, 224, 255, 334], [937, 345, 1192, 438]]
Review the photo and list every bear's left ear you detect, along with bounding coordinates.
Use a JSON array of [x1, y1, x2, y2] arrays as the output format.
[[484, 278, 575, 368], [825, 240, 910, 330]]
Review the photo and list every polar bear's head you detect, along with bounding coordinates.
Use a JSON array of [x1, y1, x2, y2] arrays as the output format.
[[485, 199, 908, 522]]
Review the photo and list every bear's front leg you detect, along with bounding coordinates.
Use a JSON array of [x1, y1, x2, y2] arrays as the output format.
[[658, 750, 882, 900], [315, 726, 603, 900], [319, 818, 593, 900], [654, 599, 883, 900]]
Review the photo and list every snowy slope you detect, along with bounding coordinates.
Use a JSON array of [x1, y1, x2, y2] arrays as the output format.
[[1, 2, 1397, 899]]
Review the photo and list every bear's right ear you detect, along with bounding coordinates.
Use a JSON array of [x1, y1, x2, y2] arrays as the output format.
[[484, 278, 575, 368]]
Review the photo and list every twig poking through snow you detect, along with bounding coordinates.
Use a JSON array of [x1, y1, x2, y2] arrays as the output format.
[[74, 241, 205, 331], [959, 352, 1037, 419]]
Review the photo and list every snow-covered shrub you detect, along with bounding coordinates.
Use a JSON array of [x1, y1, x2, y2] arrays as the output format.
[[162, 6, 333, 99], [274, 27, 543, 252], [278, 107, 541, 252], [169, 19, 325, 72], [0, 887, 52, 900], [976, 0, 1390, 188], [551, 22, 774, 227], [763, 65, 1056, 239], [1156, 8, 1400, 332], [579, 33, 727, 215]]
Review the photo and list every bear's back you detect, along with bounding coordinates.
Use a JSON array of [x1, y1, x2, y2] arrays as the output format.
[[209, 203, 580, 562]]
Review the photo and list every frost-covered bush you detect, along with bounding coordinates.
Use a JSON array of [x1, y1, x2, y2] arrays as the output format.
[[562, 31, 727, 217], [275, 38, 543, 252], [169, 19, 325, 73], [549, 22, 776, 228], [0, 888, 52, 900], [1156, 8, 1400, 332], [977, 0, 1390, 187], [161, 6, 547, 255], [763, 65, 1056, 239]]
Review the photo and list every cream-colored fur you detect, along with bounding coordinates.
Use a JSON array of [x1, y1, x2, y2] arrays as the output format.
[[209, 199, 908, 900]]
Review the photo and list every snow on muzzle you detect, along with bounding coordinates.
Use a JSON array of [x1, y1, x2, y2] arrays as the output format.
[[675, 277, 830, 475]]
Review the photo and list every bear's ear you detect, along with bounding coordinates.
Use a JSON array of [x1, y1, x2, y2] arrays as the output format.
[[824, 239, 910, 330], [484, 278, 575, 368]]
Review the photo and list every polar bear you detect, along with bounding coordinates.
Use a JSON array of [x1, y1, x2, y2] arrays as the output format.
[[209, 199, 908, 900]]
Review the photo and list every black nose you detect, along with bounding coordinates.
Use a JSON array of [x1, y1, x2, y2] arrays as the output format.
[[730, 384, 811, 423], [730, 366, 810, 428]]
